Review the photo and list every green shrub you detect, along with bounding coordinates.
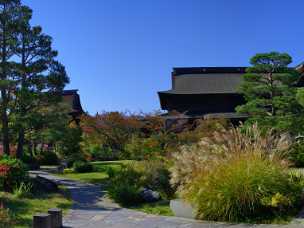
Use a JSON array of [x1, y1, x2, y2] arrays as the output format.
[[73, 161, 93, 173], [0, 156, 28, 192], [106, 167, 116, 179], [138, 160, 175, 199], [90, 146, 118, 161], [289, 141, 304, 167], [20, 153, 40, 170], [107, 164, 143, 206], [37, 152, 59, 166]]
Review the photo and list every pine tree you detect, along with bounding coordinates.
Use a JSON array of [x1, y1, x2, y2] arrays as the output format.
[[0, 0, 25, 155], [236, 52, 302, 132], [0, 0, 69, 156], [14, 22, 69, 158]]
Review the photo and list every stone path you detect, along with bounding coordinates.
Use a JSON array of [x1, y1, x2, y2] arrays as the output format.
[[29, 171, 304, 228]]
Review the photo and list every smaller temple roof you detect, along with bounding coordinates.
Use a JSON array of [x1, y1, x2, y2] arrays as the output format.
[[62, 89, 84, 115]]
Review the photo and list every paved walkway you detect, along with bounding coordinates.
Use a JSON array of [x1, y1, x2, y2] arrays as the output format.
[[30, 171, 304, 228]]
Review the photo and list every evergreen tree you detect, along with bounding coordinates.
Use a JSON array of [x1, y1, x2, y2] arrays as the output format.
[[14, 22, 69, 158], [0, 0, 25, 154], [0, 0, 69, 156], [236, 52, 302, 132]]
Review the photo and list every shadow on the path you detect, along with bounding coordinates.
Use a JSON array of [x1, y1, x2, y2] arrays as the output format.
[[30, 170, 121, 212]]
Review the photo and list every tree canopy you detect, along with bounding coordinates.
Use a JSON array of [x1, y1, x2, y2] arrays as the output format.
[[0, 0, 69, 156], [236, 52, 303, 132]]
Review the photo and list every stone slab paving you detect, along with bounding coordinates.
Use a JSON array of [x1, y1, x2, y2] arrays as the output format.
[[29, 171, 304, 228]]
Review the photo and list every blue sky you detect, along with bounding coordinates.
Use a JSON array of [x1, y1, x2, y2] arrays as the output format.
[[23, 0, 304, 114]]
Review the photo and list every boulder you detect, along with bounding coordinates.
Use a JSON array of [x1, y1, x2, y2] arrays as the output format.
[[140, 188, 160, 202], [170, 199, 196, 219]]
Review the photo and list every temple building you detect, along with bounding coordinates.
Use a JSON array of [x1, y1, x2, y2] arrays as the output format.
[[158, 65, 304, 126], [62, 89, 84, 125]]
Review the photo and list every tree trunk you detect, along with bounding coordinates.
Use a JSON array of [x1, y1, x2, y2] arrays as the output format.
[[0, 3, 10, 155], [16, 128, 25, 159], [16, 36, 27, 158], [1, 90, 10, 155]]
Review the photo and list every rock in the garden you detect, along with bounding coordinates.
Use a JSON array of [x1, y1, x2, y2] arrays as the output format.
[[140, 188, 160, 202]]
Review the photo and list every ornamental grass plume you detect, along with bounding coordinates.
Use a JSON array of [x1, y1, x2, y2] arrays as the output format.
[[169, 124, 302, 223], [170, 123, 292, 192]]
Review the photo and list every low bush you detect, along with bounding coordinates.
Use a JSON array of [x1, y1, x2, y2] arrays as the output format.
[[105, 167, 116, 179], [138, 159, 175, 199], [20, 153, 40, 170], [108, 159, 175, 206], [289, 140, 304, 167], [107, 164, 143, 206], [171, 124, 301, 223], [37, 152, 59, 166], [0, 156, 28, 192], [73, 161, 93, 173]]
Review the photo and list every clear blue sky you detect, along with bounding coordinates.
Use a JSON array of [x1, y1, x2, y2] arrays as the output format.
[[23, 0, 304, 114]]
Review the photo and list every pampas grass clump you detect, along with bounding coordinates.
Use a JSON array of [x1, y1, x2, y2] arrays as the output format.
[[170, 124, 303, 222]]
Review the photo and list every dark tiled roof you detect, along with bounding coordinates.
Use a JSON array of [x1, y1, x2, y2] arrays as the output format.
[[161, 73, 244, 95], [159, 66, 304, 95], [62, 90, 84, 114], [172, 67, 246, 76], [159, 67, 246, 95]]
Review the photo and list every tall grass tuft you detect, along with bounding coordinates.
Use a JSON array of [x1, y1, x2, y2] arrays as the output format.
[[170, 124, 302, 222]]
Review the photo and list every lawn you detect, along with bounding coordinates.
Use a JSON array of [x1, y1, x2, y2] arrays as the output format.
[[57, 160, 131, 185], [0, 189, 72, 228]]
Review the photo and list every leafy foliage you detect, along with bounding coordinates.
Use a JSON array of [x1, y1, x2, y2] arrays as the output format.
[[73, 161, 93, 173], [289, 139, 304, 167], [36, 151, 59, 166], [137, 159, 175, 199], [107, 164, 143, 206], [81, 112, 142, 160], [0, 156, 27, 192]]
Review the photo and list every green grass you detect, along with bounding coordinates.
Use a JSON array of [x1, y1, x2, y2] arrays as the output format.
[[129, 200, 173, 216], [57, 160, 131, 185], [0, 190, 72, 228]]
